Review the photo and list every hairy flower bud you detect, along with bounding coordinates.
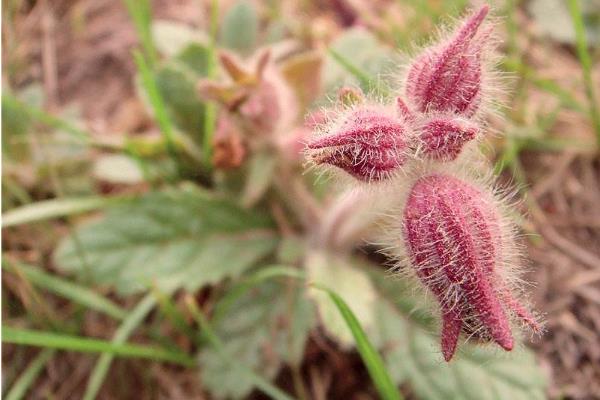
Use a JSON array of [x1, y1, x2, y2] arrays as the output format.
[[404, 5, 490, 116], [417, 115, 478, 161], [306, 107, 409, 182], [402, 174, 539, 361]]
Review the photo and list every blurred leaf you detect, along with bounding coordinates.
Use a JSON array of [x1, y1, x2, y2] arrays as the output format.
[[219, 0, 258, 54], [155, 63, 206, 141], [324, 28, 396, 97], [241, 150, 277, 208], [280, 51, 323, 110], [369, 270, 548, 400], [266, 21, 287, 43], [177, 43, 210, 76], [54, 185, 279, 294], [306, 252, 377, 347], [199, 280, 315, 399], [276, 236, 305, 265], [151, 20, 208, 58], [2, 86, 47, 159], [92, 154, 145, 185]]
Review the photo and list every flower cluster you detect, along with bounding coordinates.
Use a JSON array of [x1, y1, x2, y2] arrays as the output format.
[[305, 5, 541, 361], [307, 6, 494, 180]]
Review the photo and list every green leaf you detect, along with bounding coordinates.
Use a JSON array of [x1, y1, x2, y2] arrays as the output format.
[[155, 63, 206, 140], [2, 326, 194, 366], [324, 28, 396, 97], [305, 251, 377, 347], [219, 0, 258, 54], [177, 43, 210, 77], [369, 269, 548, 400], [54, 185, 279, 294], [241, 151, 277, 208], [199, 280, 314, 399], [312, 285, 402, 400]]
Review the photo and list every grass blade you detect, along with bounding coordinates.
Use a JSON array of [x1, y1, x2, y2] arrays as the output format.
[[133, 50, 180, 172], [2, 196, 128, 228], [3, 262, 126, 320], [82, 293, 159, 400], [2, 326, 194, 366], [123, 0, 157, 67], [567, 0, 600, 145], [185, 295, 296, 400], [312, 285, 402, 400], [4, 349, 55, 400]]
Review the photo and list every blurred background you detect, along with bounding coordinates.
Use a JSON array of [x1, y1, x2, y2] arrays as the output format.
[[2, 0, 600, 399]]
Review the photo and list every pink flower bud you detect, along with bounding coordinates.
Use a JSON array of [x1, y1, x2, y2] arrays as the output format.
[[404, 5, 491, 116], [402, 173, 540, 361], [307, 107, 409, 182], [417, 115, 478, 161]]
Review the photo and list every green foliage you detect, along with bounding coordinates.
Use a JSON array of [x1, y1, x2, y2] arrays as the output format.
[[199, 280, 314, 399], [241, 150, 277, 208], [54, 186, 278, 294], [155, 63, 206, 140], [219, 0, 258, 54], [324, 28, 396, 97], [3, 3, 553, 399]]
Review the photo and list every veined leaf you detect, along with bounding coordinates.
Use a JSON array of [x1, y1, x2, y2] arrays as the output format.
[[54, 185, 278, 294], [199, 280, 315, 399]]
